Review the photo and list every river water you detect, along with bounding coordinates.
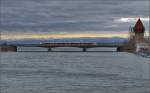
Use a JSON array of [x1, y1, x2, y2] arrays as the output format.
[[0, 51, 150, 93]]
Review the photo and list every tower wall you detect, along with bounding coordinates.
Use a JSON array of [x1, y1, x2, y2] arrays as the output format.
[[134, 33, 145, 43]]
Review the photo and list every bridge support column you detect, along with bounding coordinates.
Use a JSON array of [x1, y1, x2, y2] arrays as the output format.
[[117, 46, 128, 52], [48, 48, 52, 52], [117, 47, 122, 52], [82, 48, 87, 52]]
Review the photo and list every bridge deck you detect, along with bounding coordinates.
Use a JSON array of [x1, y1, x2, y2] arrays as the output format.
[[15, 42, 124, 48]]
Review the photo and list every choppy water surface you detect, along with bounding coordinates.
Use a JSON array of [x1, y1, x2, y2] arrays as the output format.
[[0, 52, 150, 93]]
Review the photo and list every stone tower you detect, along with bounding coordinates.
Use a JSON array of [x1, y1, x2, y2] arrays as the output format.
[[117, 18, 146, 52], [133, 18, 145, 43]]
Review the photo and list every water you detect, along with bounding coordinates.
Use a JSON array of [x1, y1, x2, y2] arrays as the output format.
[[0, 51, 150, 93]]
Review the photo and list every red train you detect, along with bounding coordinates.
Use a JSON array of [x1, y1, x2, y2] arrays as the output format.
[[41, 42, 97, 47]]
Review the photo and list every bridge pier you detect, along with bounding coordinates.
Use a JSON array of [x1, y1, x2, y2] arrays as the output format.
[[82, 48, 87, 52], [117, 47, 122, 52], [117, 46, 127, 52], [48, 48, 52, 52]]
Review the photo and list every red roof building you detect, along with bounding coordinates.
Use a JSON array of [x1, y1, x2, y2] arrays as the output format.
[[134, 18, 145, 33]]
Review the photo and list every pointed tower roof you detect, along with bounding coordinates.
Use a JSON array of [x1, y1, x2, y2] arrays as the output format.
[[134, 18, 145, 33]]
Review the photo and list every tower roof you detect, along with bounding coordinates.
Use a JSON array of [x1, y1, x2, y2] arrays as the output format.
[[134, 18, 145, 33]]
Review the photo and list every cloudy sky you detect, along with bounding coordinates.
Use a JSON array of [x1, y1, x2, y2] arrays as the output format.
[[0, 0, 149, 40]]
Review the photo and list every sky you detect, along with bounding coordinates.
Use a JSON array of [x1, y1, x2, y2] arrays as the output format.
[[0, 0, 149, 40]]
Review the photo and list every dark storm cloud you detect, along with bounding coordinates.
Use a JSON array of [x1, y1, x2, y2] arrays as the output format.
[[0, 0, 149, 32]]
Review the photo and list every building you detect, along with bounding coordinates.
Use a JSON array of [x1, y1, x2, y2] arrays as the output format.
[[133, 18, 145, 43], [129, 18, 148, 53], [118, 18, 148, 53], [0, 45, 17, 52]]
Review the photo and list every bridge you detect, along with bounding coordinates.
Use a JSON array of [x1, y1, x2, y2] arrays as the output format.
[[42, 42, 124, 52], [0, 42, 125, 52]]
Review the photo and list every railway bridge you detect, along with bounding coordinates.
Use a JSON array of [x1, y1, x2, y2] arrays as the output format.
[[0, 42, 126, 52], [40, 42, 125, 52]]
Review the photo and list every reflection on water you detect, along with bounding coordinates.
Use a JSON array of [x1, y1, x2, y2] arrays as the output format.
[[0, 51, 149, 93]]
